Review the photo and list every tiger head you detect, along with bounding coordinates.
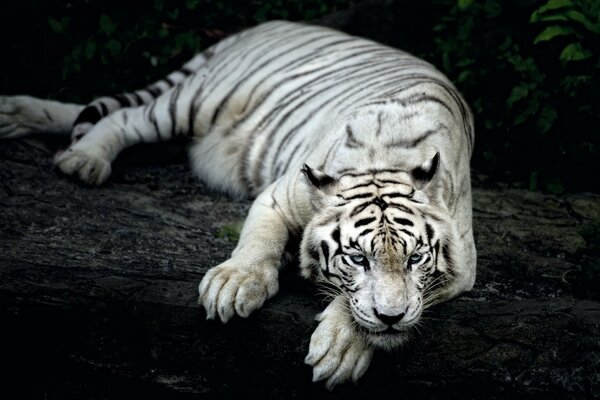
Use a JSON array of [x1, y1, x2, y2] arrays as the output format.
[[300, 153, 458, 349]]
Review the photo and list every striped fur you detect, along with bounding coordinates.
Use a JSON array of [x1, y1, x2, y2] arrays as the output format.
[[0, 21, 476, 388]]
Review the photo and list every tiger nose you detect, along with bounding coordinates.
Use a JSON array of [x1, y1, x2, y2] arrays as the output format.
[[373, 308, 405, 326]]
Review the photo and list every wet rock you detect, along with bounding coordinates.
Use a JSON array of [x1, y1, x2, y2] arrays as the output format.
[[1, 137, 599, 399]]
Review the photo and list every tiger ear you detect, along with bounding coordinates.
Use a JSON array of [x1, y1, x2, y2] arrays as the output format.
[[301, 164, 338, 197], [302, 164, 334, 188], [411, 152, 439, 189]]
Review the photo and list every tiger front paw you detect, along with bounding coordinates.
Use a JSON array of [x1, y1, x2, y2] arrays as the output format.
[[305, 297, 373, 390], [198, 260, 279, 323], [53, 143, 112, 186]]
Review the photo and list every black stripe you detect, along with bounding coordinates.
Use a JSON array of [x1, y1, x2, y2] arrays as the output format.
[[181, 67, 194, 76], [188, 83, 204, 137], [165, 76, 176, 86], [382, 192, 411, 199], [375, 112, 382, 136], [147, 86, 161, 97], [345, 125, 364, 149], [73, 106, 102, 126], [355, 217, 376, 228], [425, 223, 434, 243], [393, 217, 414, 226], [43, 109, 54, 122], [209, 31, 339, 130], [344, 193, 374, 200], [358, 228, 374, 238], [398, 228, 414, 238], [343, 182, 381, 191], [113, 94, 130, 107], [320, 241, 330, 266], [146, 101, 161, 140], [349, 201, 372, 217], [442, 241, 454, 274], [132, 91, 144, 106], [169, 84, 184, 137]]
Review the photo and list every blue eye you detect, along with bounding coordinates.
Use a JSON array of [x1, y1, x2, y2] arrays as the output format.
[[409, 253, 423, 264], [349, 254, 369, 269]]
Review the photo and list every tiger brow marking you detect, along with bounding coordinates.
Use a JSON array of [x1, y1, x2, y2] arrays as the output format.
[[343, 192, 374, 201], [393, 217, 414, 226], [345, 125, 365, 149], [354, 217, 376, 228], [375, 112, 383, 136], [386, 123, 447, 148], [358, 228, 374, 238], [342, 181, 382, 192], [382, 192, 412, 199], [398, 228, 415, 238]]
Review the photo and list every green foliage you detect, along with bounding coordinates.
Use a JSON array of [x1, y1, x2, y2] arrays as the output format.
[[216, 221, 244, 242], [25, 0, 350, 100], [430, 0, 599, 192]]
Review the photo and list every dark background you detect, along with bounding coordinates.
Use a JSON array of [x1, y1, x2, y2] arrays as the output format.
[[1, 0, 599, 193]]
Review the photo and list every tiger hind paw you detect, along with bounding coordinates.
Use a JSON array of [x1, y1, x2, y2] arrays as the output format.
[[53, 145, 112, 186]]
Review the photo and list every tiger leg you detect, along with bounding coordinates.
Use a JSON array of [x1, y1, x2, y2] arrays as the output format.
[[0, 95, 84, 138], [69, 52, 210, 143], [198, 186, 292, 322], [305, 296, 373, 390], [53, 72, 203, 185]]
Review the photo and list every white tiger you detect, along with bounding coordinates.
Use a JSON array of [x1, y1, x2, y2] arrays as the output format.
[[0, 21, 476, 389]]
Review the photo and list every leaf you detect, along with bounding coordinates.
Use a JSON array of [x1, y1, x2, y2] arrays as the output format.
[[546, 182, 565, 194], [105, 39, 122, 56], [458, 0, 473, 10], [457, 70, 471, 83], [533, 25, 575, 44], [186, 0, 200, 10], [507, 84, 530, 108], [529, 171, 539, 191], [167, 9, 179, 20], [84, 41, 97, 60], [158, 27, 169, 38], [536, 106, 558, 133], [48, 17, 63, 33], [482, 0, 502, 18], [531, 0, 573, 22], [564, 10, 600, 33], [99, 14, 116, 35], [559, 42, 593, 62]]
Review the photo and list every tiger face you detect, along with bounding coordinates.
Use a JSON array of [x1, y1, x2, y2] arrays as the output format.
[[300, 154, 457, 349]]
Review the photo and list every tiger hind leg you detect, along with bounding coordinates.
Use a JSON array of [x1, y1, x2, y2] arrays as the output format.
[[0, 95, 84, 138], [54, 70, 205, 185], [69, 52, 210, 143]]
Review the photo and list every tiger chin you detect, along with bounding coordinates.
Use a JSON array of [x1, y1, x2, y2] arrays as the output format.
[[1, 21, 476, 390]]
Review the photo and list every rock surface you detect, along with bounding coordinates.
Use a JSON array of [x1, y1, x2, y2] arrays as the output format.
[[1, 137, 599, 399]]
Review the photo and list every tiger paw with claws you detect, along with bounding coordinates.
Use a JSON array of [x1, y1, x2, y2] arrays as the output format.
[[305, 297, 374, 390], [199, 260, 279, 323]]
